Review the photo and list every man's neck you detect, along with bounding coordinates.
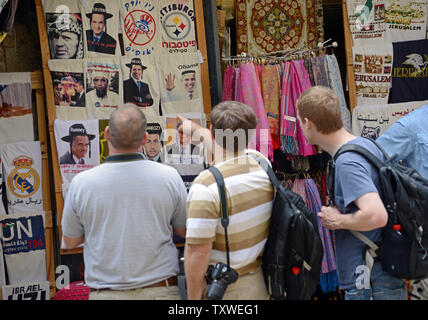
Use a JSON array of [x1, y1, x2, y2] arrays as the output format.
[[317, 128, 356, 156]]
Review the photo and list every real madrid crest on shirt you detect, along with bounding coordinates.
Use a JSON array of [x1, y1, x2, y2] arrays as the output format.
[[159, 0, 197, 55], [0, 141, 43, 214]]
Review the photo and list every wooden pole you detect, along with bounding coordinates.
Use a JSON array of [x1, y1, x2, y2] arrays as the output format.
[[342, 0, 357, 113]]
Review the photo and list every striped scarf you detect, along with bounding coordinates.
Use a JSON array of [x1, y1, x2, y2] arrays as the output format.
[[259, 64, 281, 151], [304, 178, 338, 293]]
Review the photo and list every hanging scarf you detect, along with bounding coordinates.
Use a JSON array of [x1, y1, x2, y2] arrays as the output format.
[[291, 60, 317, 157], [238, 62, 273, 161], [259, 64, 281, 151], [325, 54, 352, 132], [234, 67, 242, 102], [222, 66, 236, 102], [304, 178, 339, 293], [279, 61, 299, 155]]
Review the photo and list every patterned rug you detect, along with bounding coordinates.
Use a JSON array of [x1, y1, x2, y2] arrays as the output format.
[[236, 0, 324, 56]]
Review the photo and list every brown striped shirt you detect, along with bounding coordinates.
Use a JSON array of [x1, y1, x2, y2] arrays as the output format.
[[186, 154, 274, 275]]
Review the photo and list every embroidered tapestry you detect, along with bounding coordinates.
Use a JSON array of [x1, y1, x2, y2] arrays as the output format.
[[236, 0, 324, 56]]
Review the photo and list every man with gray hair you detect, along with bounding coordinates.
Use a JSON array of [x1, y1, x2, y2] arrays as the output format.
[[62, 104, 187, 299]]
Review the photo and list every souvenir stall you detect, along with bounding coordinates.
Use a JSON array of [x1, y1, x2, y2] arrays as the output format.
[[33, 0, 212, 298], [215, 0, 349, 299]]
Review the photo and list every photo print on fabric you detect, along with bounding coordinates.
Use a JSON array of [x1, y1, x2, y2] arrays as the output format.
[[43, 0, 84, 59], [120, 0, 160, 57], [85, 57, 121, 119], [121, 54, 160, 112], [158, 52, 203, 114], [81, 0, 120, 57], [54, 119, 100, 188], [48, 59, 87, 120]]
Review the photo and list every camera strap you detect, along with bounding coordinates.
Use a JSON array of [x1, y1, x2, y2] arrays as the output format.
[[208, 166, 232, 270]]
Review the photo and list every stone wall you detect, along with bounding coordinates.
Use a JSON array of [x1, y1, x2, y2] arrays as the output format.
[[0, 0, 42, 72]]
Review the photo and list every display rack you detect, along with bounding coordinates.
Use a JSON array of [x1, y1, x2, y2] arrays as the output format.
[[34, 0, 212, 256]]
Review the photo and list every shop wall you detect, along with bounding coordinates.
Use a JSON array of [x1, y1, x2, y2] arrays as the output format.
[[0, 0, 42, 72]]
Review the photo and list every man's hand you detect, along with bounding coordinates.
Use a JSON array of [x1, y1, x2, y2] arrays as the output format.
[[318, 206, 343, 230], [165, 73, 175, 91]]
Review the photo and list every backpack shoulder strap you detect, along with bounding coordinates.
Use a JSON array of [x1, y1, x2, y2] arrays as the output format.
[[334, 143, 384, 170], [248, 154, 281, 190]]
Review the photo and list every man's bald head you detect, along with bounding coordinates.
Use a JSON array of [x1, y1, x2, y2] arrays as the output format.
[[108, 104, 147, 150]]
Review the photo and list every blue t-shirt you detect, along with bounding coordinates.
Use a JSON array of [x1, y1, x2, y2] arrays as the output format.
[[333, 136, 386, 290]]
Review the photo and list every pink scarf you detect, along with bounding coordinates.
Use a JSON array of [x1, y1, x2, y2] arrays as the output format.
[[222, 66, 236, 101], [238, 63, 273, 160]]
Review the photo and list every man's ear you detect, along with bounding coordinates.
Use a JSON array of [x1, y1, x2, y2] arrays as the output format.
[[105, 126, 110, 141], [304, 117, 313, 129], [142, 132, 148, 145]]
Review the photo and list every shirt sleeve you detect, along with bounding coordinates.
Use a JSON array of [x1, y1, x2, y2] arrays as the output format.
[[185, 182, 220, 244], [61, 181, 84, 238], [336, 158, 379, 210], [171, 174, 188, 229], [377, 121, 413, 161]]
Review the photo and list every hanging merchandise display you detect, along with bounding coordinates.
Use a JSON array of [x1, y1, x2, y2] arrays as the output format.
[[120, 0, 160, 57], [352, 43, 393, 106], [351, 99, 428, 139], [0, 148, 6, 215], [43, 0, 84, 60], [236, 0, 324, 56], [0, 73, 34, 144], [80, 0, 120, 57], [0, 0, 17, 35], [0, 211, 47, 284], [346, 0, 386, 45], [1, 141, 43, 214], [388, 38, 428, 103], [159, 0, 198, 55], [384, 0, 427, 43]]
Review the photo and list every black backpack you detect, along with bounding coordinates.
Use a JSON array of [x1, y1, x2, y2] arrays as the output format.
[[251, 155, 323, 300], [329, 138, 428, 280]]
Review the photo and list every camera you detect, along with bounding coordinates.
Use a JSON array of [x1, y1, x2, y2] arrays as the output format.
[[205, 262, 239, 300]]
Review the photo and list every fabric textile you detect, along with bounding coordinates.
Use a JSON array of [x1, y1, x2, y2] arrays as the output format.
[[238, 63, 273, 160]]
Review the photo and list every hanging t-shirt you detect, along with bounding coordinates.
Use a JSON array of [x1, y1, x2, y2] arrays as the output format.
[[0, 212, 47, 284], [159, 0, 197, 55], [1, 141, 43, 214], [346, 0, 387, 45], [353, 43, 393, 106], [54, 119, 100, 197], [80, 0, 120, 57], [1, 280, 50, 300], [158, 52, 203, 114], [389, 39, 428, 103], [120, 0, 160, 57], [385, 0, 427, 43], [121, 54, 160, 116], [43, 0, 84, 59], [85, 57, 121, 119], [0, 72, 34, 144], [48, 59, 87, 120]]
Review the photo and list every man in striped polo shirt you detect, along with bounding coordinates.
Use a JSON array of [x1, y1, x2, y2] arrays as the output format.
[[183, 101, 274, 300]]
